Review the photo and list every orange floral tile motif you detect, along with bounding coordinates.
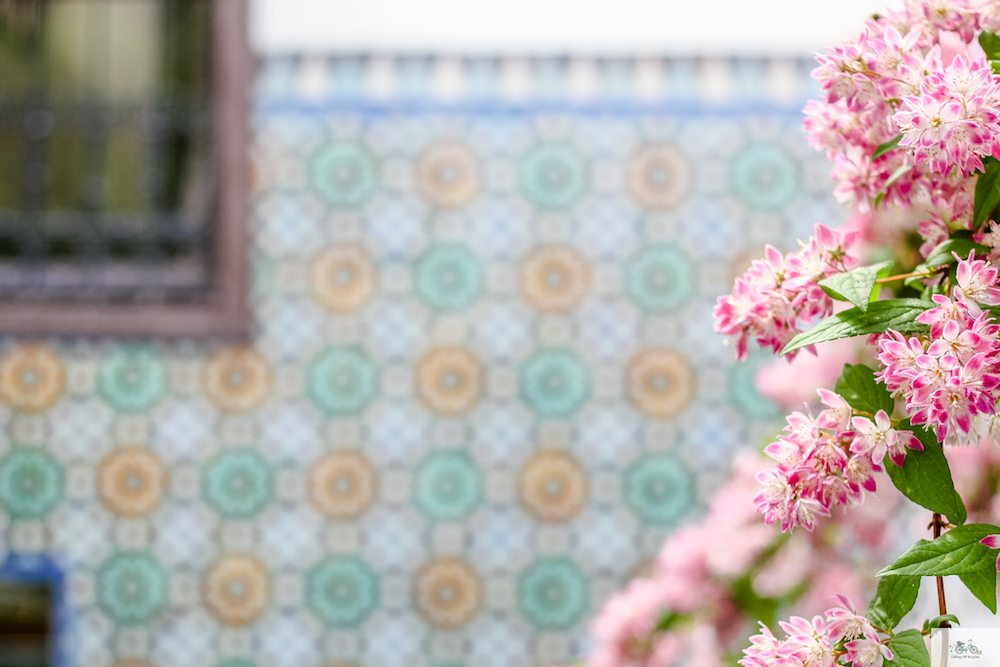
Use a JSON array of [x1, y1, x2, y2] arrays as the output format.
[[626, 348, 696, 419], [307, 450, 378, 519], [310, 244, 377, 313], [520, 246, 591, 313], [413, 557, 483, 630], [202, 347, 272, 413], [0, 343, 66, 413], [626, 145, 691, 209], [415, 142, 480, 208], [97, 446, 168, 518], [416, 347, 484, 416], [518, 451, 589, 523], [203, 553, 270, 626]]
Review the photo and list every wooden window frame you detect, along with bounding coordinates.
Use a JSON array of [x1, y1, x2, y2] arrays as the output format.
[[0, 0, 252, 338]]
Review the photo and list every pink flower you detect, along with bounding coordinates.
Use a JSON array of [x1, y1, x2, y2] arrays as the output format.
[[844, 633, 894, 667], [877, 294, 1000, 447], [589, 578, 677, 667], [817, 388, 855, 432], [973, 220, 1000, 258], [740, 594, 890, 667], [954, 250, 1000, 307], [851, 409, 924, 467], [981, 534, 1000, 572], [714, 225, 858, 360], [825, 594, 874, 643]]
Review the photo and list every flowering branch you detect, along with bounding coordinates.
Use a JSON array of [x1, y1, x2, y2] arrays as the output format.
[[573, 4, 1000, 667], [713, 3, 1000, 666]]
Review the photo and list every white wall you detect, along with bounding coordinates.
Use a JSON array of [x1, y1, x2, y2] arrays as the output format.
[[251, 0, 892, 56]]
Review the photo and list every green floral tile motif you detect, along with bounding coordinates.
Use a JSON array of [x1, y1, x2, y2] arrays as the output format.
[[414, 452, 483, 521], [519, 144, 587, 209], [729, 143, 799, 210], [519, 349, 590, 418], [727, 352, 781, 420], [625, 245, 696, 313], [98, 345, 167, 413], [415, 244, 484, 312], [624, 454, 694, 526], [311, 142, 378, 206], [0, 448, 63, 520], [97, 553, 168, 624], [307, 556, 379, 627], [517, 557, 588, 629], [203, 449, 273, 519], [307, 347, 378, 416]]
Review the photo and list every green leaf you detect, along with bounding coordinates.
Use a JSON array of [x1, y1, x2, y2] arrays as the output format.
[[925, 614, 960, 630], [654, 611, 689, 633], [960, 565, 998, 614], [974, 156, 1000, 227], [870, 262, 894, 302], [902, 239, 989, 288], [878, 524, 1000, 577], [732, 574, 778, 629], [867, 576, 920, 631], [819, 261, 893, 311], [885, 629, 930, 667], [780, 299, 932, 357], [873, 134, 904, 160], [980, 30, 1000, 60], [886, 163, 913, 187], [835, 363, 895, 416], [873, 164, 913, 209], [922, 238, 990, 269], [884, 424, 967, 525]]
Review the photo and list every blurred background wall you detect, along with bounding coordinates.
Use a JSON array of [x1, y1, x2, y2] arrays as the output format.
[[0, 2, 896, 666]]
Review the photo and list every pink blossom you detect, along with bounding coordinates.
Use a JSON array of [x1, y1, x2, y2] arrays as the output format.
[[714, 225, 858, 360], [851, 410, 923, 467], [981, 534, 1000, 572], [817, 388, 855, 431], [739, 595, 891, 667], [825, 594, 874, 643], [844, 634, 894, 667], [877, 292, 1000, 447], [954, 250, 1000, 307]]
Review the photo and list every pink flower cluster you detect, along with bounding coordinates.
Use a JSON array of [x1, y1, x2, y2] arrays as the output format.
[[741, 595, 891, 667], [589, 455, 771, 667], [586, 454, 899, 667], [875, 253, 1000, 445], [894, 52, 1000, 175], [713, 224, 859, 360], [754, 390, 922, 533], [804, 0, 1000, 226]]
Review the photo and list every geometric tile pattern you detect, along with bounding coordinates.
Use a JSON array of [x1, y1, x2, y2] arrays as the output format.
[[0, 57, 844, 666]]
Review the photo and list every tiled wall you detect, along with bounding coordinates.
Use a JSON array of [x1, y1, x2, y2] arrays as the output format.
[[0, 56, 842, 667]]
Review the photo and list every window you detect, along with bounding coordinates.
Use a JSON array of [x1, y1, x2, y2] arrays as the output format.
[[0, 555, 64, 667], [0, 579, 50, 667], [0, 0, 251, 336]]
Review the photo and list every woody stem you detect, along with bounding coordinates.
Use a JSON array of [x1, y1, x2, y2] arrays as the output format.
[[933, 513, 950, 627]]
